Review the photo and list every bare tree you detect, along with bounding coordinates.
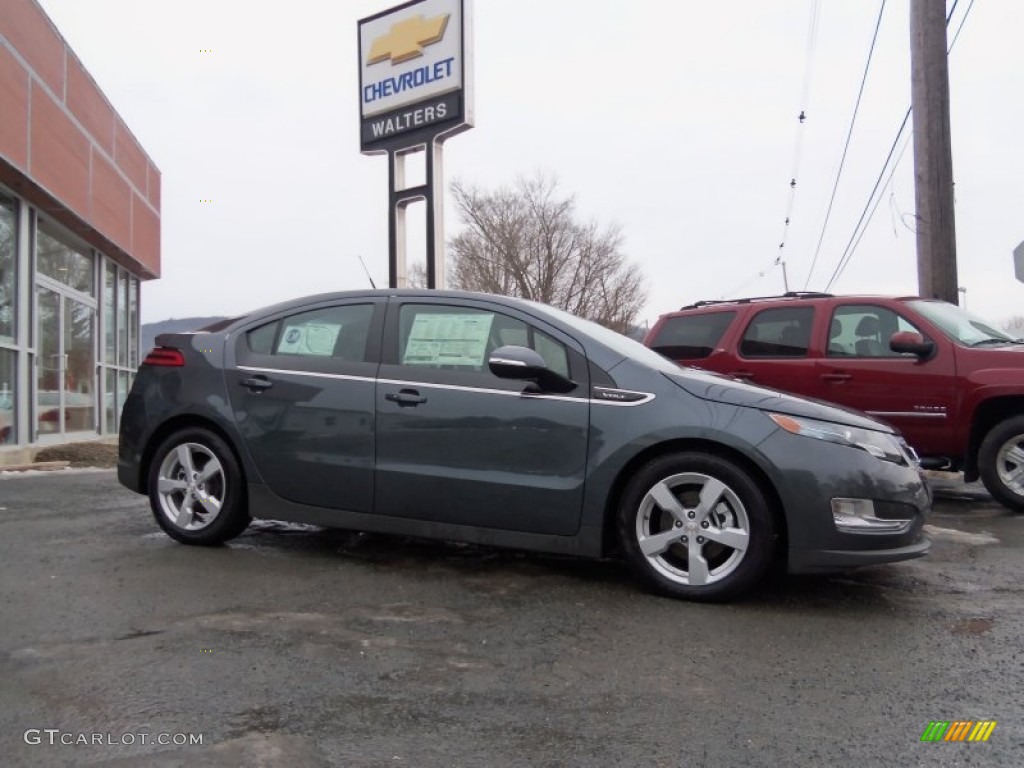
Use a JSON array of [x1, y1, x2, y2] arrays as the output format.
[[1003, 316, 1024, 338], [448, 175, 647, 335], [407, 262, 428, 289]]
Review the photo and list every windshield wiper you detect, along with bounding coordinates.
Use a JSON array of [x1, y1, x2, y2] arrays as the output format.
[[971, 338, 1022, 347]]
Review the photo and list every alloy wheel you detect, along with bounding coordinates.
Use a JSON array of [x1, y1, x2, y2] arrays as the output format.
[[635, 472, 751, 587], [995, 435, 1024, 496], [156, 443, 226, 531]]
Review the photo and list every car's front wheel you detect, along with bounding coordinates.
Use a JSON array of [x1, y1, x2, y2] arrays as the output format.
[[148, 427, 250, 544], [617, 452, 778, 601], [978, 416, 1024, 512]]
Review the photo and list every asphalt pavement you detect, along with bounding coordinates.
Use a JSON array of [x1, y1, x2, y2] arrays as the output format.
[[1, 469, 1021, 767]]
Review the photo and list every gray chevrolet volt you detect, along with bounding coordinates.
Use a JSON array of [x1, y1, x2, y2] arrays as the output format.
[[118, 290, 930, 601]]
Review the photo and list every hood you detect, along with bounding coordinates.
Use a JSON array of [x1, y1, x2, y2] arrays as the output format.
[[663, 369, 893, 433], [957, 342, 1024, 364]]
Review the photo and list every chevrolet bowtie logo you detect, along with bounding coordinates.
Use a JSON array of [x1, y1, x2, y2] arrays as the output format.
[[367, 14, 450, 66]]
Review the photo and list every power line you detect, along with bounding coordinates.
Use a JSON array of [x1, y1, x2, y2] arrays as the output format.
[[773, 0, 821, 290], [824, 108, 911, 291], [802, 0, 887, 290], [822, 0, 974, 291]]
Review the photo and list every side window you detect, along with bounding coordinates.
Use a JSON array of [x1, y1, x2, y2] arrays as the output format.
[[398, 304, 570, 377], [648, 311, 736, 360], [739, 307, 814, 358], [829, 305, 924, 358], [246, 304, 374, 361]]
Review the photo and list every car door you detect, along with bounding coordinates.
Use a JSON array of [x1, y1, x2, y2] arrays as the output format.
[[225, 299, 385, 512], [374, 296, 590, 536], [814, 302, 958, 455], [726, 305, 820, 397]]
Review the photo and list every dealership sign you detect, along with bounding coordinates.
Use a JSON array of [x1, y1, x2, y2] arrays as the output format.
[[358, 0, 473, 153]]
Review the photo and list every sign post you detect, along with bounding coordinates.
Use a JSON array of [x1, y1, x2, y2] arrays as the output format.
[[358, 0, 473, 289], [1014, 240, 1024, 283]]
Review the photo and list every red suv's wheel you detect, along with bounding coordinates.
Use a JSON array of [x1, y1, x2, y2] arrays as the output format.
[[978, 416, 1024, 512]]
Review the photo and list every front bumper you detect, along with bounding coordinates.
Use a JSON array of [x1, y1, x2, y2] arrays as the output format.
[[788, 536, 930, 573], [756, 426, 933, 573]]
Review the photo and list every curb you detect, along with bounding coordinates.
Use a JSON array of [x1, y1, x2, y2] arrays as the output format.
[[0, 461, 72, 473]]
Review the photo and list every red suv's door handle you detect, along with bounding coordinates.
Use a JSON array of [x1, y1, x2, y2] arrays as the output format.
[[820, 372, 852, 382], [731, 371, 754, 380]]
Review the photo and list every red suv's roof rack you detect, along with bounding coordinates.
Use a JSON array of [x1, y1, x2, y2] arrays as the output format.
[[680, 291, 834, 310]]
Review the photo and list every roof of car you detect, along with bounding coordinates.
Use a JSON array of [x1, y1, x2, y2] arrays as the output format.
[[230, 289, 543, 323], [668, 292, 928, 315]]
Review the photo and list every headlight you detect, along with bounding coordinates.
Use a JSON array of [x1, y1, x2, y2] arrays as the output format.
[[768, 413, 907, 464]]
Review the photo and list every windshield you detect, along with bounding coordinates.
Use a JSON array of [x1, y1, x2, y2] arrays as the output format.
[[908, 300, 1016, 346], [525, 301, 682, 374]]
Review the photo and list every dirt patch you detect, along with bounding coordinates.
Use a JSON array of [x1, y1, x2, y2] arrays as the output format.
[[34, 442, 118, 468]]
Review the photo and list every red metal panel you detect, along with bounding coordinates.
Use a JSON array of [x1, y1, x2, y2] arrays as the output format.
[[0, 45, 30, 170], [0, 0, 65, 96]]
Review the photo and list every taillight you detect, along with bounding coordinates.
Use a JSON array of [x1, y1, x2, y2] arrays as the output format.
[[143, 347, 185, 366]]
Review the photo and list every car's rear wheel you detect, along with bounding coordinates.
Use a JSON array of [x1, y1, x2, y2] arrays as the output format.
[[978, 416, 1024, 512], [148, 427, 250, 544], [617, 452, 778, 601]]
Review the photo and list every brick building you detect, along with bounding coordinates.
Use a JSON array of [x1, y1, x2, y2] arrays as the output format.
[[1, 0, 160, 461]]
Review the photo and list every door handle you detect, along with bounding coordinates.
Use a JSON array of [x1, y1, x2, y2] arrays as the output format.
[[240, 376, 274, 392], [731, 371, 754, 380], [385, 389, 427, 407], [820, 372, 852, 382]]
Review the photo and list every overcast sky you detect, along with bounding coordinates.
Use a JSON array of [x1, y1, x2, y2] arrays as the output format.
[[35, 0, 1024, 327]]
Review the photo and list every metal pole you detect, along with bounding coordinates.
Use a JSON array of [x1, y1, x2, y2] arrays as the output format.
[[387, 151, 409, 289], [910, 0, 959, 303], [425, 139, 446, 289]]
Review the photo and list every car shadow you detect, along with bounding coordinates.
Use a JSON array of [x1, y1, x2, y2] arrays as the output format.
[[229, 520, 919, 611]]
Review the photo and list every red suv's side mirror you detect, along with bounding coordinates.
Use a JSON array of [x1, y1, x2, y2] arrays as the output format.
[[890, 331, 935, 359]]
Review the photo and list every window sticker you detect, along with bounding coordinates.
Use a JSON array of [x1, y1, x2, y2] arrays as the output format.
[[276, 322, 341, 356], [403, 313, 494, 367]]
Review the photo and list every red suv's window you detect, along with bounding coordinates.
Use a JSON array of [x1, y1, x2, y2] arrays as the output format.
[[740, 307, 814, 358], [649, 311, 736, 360], [828, 305, 924, 358]]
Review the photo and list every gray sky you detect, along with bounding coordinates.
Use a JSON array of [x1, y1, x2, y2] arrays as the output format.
[[36, 0, 1024, 327]]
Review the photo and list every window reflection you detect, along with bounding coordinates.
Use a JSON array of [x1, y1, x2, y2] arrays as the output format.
[[0, 194, 15, 341], [37, 222, 95, 295]]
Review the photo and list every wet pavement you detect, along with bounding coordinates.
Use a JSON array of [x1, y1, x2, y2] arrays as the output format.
[[1, 470, 1022, 766]]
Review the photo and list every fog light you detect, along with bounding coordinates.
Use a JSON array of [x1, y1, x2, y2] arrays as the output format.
[[831, 498, 911, 533]]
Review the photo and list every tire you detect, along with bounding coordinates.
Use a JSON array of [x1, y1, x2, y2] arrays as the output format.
[[147, 427, 250, 544], [617, 452, 778, 602], [978, 416, 1024, 512]]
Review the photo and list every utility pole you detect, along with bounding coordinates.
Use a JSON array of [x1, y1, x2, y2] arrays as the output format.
[[910, 0, 959, 303]]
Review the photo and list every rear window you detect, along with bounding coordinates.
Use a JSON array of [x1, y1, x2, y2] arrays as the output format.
[[649, 312, 736, 360], [739, 306, 814, 358]]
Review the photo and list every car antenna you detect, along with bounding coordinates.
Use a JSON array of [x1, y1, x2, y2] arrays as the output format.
[[357, 255, 377, 289]]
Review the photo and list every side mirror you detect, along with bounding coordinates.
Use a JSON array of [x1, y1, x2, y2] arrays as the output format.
[[890, 331, 935, 359], [488, 345, 577, 393]]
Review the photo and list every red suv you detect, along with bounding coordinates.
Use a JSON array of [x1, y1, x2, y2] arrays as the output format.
[[644, 292, 1024, 511]]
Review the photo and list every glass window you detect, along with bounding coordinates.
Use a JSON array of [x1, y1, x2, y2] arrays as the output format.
[[270, 304, 374, 360], [37, 222, 95, 295], [65, 300, 95, 431], [118, 270, 128, 366], [829, 305, 926, 358], [907, 299, 1014, 347], [128, 277, 138, 367], [247, 321, 279, 354], [0, 193, 16, 342], [740, 307, 814, 358], [104, 261, 117, 364], [648, 311, 736, 360], [0, 349, 14, 445], [105, 368, 117, 433], [36, 288, 61, 435], [399, 304, 569, 376]]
